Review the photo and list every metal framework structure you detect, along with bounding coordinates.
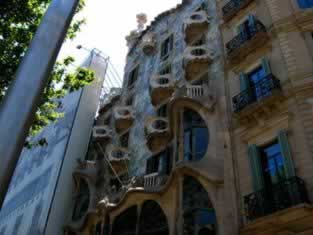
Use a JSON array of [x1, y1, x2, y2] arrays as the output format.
[[0, 0, 79, 208]]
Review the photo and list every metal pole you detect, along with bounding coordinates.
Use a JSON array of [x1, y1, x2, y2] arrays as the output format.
[[0, 0, 79, 208]]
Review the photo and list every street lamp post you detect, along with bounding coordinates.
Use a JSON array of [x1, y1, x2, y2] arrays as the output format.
[[0, 0, 80, 208]]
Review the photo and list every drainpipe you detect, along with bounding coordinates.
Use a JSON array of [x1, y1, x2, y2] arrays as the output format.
[[0, 0, 80, 208]]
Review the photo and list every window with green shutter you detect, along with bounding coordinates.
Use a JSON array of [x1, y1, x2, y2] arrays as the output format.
[[248, 144, 264, 191], [248, 131, 295, 191]]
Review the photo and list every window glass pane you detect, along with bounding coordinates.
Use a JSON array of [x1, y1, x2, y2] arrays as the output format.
[[184, 130, 192, 161], [261, 142, 286, 185], [248, 66, 267, 99], [194, 128, 209, 160], [183, 109, 208, 162], [298, 0, 313, 9]]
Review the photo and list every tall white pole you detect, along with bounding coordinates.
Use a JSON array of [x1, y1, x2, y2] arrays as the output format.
[[0, 0, 79, 208]]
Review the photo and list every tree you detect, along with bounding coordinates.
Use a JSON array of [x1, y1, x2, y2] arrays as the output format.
[[0, 0, 95, 145]]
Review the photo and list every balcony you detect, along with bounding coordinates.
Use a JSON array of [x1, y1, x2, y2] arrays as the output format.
[[242, 177, 313, 235], [232, 74, 284, 123], [226, 21, 269, 64], [107, 145, 130, 173], [113, 106, 135, 134], [172, 83, 216, 112], [141, 33, 157, 56], [92, 125, 112, 144], [184, 45, 213, 82], [150, 74, 175, 106], [143, 173, 168, 192], [145, 117, 171, 152], [222, 0, 255, 22], [184, 10, 210, 44]]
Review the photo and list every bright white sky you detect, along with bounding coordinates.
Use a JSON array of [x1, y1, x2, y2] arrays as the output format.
[[59, 0, 181, 78]]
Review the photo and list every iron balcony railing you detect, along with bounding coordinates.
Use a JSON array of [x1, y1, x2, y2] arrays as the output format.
[[244, 177, 310, 222], [222, 0, 254, 21], [226, 20, 266, 57], [232, 74, 281, 113]]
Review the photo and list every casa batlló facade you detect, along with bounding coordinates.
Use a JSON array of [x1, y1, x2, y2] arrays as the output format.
[[64, 0, 313, 235]]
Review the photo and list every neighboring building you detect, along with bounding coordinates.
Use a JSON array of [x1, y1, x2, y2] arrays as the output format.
[[218, 0, 313, 234], [0, 50, 109, 235]]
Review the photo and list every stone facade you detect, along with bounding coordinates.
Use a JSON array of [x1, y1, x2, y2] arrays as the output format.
[[65, 0, 313, 235]]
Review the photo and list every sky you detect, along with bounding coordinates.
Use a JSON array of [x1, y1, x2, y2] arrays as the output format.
[[59, 0, 181, 79]]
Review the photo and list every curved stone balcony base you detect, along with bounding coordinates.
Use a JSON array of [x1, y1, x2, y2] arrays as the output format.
[[150, 74, 175, 106], [92, 126, 112, 145], [184, 45, 214, 81], [145, 117, 171, 152], [185, 10, 210, 44], [72, 163, 225, 234], [113, 106, 135, 133]]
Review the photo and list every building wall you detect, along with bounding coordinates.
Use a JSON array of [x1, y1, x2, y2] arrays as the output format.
[[79, 0, 239, 234], [0, 90, 82, 235], [217, 0, 313, 232], [0, 51, 107, 235]]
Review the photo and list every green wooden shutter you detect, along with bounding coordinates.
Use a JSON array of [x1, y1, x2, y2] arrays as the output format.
[[261, 57, 271, 76], [278, 130, 296, 179], [239, 73, 250, 92], [248, 145, 264, 191]]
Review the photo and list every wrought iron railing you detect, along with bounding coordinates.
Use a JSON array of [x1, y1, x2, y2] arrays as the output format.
[[222, 0, 255, 21], [244, 177, 310, 222], [232, 74, 281, 112], [226, 20, 266, 57]]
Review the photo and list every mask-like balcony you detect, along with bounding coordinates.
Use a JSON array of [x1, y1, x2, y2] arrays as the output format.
[[92, 125, 112, 145], [184, 45, 213, 82], [113, 106, 135, 134], [232, 74, 283, 123], [226, 20, 269, 64], [184, 10, 210, 44], [222, 0, 255, 22], [150, 74, 175, 106], [143, 173, 168, 192], [242, 177, 313, 234], [141, 33, 157, 56], [145, 117, 171, 153], [107, 145, 130, 174]]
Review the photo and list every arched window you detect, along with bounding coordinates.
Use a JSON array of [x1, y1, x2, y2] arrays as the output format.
[[72, 180, 90, 221], [111, 206, 137, 235], [298, 0, 313, 8], [183, 176, 216, 235], [183, 109, 209, 161], [139, 200, 169, 235]]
